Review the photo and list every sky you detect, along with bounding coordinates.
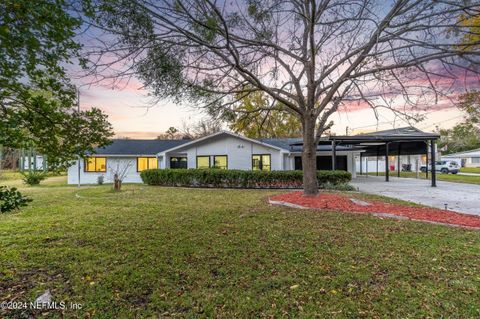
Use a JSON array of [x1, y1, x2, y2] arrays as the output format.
[[72, 1, 477, 139], [76, 79, 468, 139]]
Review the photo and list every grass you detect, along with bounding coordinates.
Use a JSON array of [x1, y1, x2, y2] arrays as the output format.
[[461, 167, 480, 174], [1, 176, 479, 318], [366, 171, 480, 185]]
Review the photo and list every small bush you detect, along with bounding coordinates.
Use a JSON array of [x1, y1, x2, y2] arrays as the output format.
[[0, 186, 32, 213], [140, 169, 351, 189], [97, 175, 105, 185], [22, 171, 47, 185]]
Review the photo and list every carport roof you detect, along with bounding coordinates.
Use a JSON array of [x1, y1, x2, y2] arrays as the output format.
[[258, 138, 360, 152], [330, 126, 439, 143]]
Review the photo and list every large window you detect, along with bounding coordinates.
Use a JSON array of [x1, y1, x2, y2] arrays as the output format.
[[213, 155, 228, 169], [252, 154, 271, 171], [472, 157, 480, 164], [85, 157, 106, 172], [170, 157, 187, 169], [196, 156, 210, 169], [137, 157, 158, 171]]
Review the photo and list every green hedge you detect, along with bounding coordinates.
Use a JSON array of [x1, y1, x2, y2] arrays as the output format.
[[140, 169, 351, 189]]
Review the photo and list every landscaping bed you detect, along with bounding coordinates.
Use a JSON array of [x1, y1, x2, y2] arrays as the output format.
[[270, 191, 480, 229]]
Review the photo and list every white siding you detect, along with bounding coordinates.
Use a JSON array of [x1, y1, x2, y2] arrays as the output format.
[[67, 157, 154, 185], [167, 135, 283, 170]]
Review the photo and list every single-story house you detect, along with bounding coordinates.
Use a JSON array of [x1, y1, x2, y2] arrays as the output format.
[[67, 131, 362, 185], [67, 127, 441, 186], [441, 148, 480, 168]]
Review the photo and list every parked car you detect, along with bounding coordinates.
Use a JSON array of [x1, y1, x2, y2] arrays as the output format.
[[420, 161, 459, 174]]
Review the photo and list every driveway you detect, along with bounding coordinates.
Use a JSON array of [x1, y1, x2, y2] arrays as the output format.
[[351, 176, 480, 216]]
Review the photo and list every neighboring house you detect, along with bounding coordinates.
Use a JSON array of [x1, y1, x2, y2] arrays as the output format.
[[67, 131, 361, 185], [21, 155, 47, 171], [441, 148, 480, 168]]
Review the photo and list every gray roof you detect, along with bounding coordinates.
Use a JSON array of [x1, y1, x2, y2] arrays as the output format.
[[442, 148, 480, 157], [92, 127, 433, 156], [258, 138, 302, 150], [258, 138, 358, 152], [93, 139, 191, 155]]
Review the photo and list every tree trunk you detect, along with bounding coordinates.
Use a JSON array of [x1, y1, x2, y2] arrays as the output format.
[[113, 173, 121, 191], [302, 116, 319, 196]]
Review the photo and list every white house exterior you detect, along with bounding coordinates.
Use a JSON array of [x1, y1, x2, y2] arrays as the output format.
[[67, 131, 361, 185], [441, 148, 480, 168]]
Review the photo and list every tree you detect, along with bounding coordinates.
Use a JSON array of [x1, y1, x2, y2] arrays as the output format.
[[1, 92, 114, 168], [181, 118, 222, 138], [458, 91, 480, 125], [83, 0, 480, 195], [455, 10, 480, 129], [223, 91, 302, 138], [0, 0, 113, 168], [458, 9, 480, 50], [157, 126, 182, 140], [438, 123, 480, 154], [108, 160, 134, 191]]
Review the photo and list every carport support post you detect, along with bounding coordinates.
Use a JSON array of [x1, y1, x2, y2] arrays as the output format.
[[425, 145, 429, 179], [431, 140, 437, 187], [376, 146, 379, 176], [385, 142, 389, 182], [331, 140, 336, 170], [359, 152, 363, 175], [397, 144, 401, 178]]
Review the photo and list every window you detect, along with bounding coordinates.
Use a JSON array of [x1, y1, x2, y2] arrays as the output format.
[[196, 156, 210, 169], [472, 157, 480, 164], [213, 155, 228, 169], [252, 154, 271, 171], [84, 157, 106, 172], [170, 157, 187, 169], [137, 157, 158, 171]]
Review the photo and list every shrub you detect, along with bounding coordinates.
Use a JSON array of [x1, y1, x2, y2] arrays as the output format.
[[0, 186, 32, 213], [97, 175, 104, 185], [140, 169, 351, 189], [22, 171, 47, 185]]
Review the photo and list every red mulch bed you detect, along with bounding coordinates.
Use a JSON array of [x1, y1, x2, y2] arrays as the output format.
[[269, 191, 480, 229]]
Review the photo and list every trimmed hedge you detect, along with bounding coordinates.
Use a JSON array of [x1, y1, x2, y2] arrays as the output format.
[[140, 169, 351, 189]]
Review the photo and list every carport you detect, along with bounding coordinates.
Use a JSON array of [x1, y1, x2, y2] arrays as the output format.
[[328, 127, 440, 187]]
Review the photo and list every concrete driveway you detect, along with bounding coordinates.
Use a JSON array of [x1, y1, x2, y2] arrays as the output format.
[[351, 176, 480, 216]]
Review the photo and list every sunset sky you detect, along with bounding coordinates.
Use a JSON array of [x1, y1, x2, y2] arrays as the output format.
[[76, 78, 468, 139], [72, 1, 477, 140]]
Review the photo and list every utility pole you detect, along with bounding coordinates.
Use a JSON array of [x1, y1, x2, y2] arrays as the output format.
[[77, 88, 81, 188], [345, 126, 349, 136]]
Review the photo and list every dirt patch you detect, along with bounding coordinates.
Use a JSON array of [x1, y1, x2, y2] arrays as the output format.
[[269, 191, 480, 229]]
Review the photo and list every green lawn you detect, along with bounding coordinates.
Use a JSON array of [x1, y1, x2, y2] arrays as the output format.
[[461, 167, 480, 174], [1, 176, 479, 318], [366, 171, 480, 185]]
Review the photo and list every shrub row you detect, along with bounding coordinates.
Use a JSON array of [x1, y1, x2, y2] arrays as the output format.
[[140, 169, 351, 189]]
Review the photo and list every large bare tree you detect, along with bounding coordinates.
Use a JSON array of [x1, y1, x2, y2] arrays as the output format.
[[81, 0, 480, 195]]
